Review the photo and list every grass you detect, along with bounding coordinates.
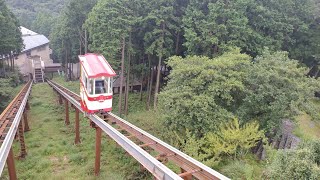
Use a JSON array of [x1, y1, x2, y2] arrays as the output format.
[[13, 75, 320, 179], [50, 76, 181, 174], [293, 99, 320, 140], [1, 81, 151, 179]]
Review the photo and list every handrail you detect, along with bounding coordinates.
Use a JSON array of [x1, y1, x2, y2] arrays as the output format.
[[47, 80, 230, 180], [47, 80, 182, 180], [0, 81, 33, 175]]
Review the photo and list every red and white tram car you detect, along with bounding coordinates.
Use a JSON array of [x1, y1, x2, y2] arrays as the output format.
[[79, 53, 116, 114]]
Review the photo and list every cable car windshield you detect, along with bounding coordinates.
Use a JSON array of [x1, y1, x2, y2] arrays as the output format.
[[95, 77, 110, 94]]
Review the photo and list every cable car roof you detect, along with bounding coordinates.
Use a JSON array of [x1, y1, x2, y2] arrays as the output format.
[[79, 53, 116, 78]]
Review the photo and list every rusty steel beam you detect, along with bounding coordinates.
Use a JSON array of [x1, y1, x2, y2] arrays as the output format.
[[65, 100, 70, 125], [179, 168, 200, 180], [95, 126, 102, 176], [0, 81, 32, 176], [58, 95, 63, 105], [6, 148, 17, 180], [23, 111, 30, 132], [47, 80, 231, 180], [25, 101, 30, 110], [75, 108, 80, 144], [18, 122, 27, 158]]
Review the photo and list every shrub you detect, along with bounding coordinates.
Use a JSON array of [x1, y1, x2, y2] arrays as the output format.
[[178, 119, 265, 167], [267, 140, 320, 179]]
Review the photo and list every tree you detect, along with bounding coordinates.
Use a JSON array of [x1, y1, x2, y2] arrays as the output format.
[[0, 0, 23, 55], [159, 49, 320, 136], [0, 0, 23, 72], [267, 140, 320, 179], [31, 12, 57, 37], [183, 0, 253, 57], [143, 0, 177, 109], [5, 0, 67, 29], [159, 49, 251, 136], [50, 0, 97, 80], [237, 50, 320, 131], [86, 0, 135, 116], [182, 0, 320, 63]]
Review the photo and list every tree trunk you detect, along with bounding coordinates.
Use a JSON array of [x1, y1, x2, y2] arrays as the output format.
[[12, 54, 15, 71], [139, 75, 143, 101], [118, 37, 126, 116], [65, 46, 69, 81], [79, 39, 82, 55], [85, 29, 88, 54], [131, 73, 134, 93], [140, 56, 144, 101], [154, 55, 162, 109], [125, 51, 131, 116], [175, 31, 180, 55], [154, 22, 165, 110], [125, 33, 132, 116], [9, 55, 13, 71], [71, 63, 74, 80], [147, 55, 152, 110]]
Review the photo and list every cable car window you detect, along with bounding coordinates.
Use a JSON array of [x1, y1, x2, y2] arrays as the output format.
[[109, 77, 113, 93], [95, 79, 108, 94], [88, 79, 94, 95]]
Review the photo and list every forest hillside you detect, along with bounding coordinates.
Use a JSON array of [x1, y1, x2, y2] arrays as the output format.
[[5, 0, 68, 36]]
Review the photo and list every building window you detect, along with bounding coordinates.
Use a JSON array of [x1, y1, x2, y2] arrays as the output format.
[[26, 51, 31, 56]]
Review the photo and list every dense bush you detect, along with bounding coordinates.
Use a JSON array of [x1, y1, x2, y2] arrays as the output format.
[[0, 70, 22, 112], [267, 140, 320, 179], [159, 49, 320, 135], [177, 119, 264, 167], [159, 49, 251, 136]]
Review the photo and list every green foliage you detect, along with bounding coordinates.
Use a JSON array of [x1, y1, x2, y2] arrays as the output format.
[[182, 0, 320, 65], [175, 119, 264, 168], [0, 70, 22, 112], [267, 140, 320, 179], [204, 119, 264, 160], [237, 50, 320, 131], [0, 0, 23, 55], [5, 0, 66, 32], [50, 0, 97, 64], [31, 12, 57, 37], [220, 161, 256, 180], [160, 49, 320, 134], [159, 49, 251, 136], [86, 0, 134, 67], [183, 0, 252, 56]]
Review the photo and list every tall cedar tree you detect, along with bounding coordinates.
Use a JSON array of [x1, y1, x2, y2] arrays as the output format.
[[86, 0, 134, 116]]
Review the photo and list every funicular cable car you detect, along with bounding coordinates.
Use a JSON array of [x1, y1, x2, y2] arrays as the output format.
[[79, 53, 116, 114]]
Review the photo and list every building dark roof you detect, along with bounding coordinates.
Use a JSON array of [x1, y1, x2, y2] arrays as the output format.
[[22, 34, 49, 52]]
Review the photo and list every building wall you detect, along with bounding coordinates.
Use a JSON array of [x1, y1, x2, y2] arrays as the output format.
[[15, 44, 52, 75]]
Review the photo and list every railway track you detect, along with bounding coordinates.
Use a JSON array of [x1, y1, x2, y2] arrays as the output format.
[[47, 80, 229, 180], [0, 80, 32, 177]]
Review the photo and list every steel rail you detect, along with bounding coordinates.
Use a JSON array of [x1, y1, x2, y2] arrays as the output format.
[[47, 80, 229, 180], [0, 81, 32, 175], [107, 113, 228, 180], [47, 80, 182, 180]]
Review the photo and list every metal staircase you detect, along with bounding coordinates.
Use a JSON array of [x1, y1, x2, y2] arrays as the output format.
[[31, 57, 45, 83]]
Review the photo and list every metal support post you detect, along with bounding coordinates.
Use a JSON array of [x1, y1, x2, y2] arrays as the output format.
[[180, 168, 192, 180], [95, 126, 102, 176], [18, 121, 27, 158], [23, 111, 30, 132], [58, 95, 63, 105], [26, 101, 30, 110], [6, 148, 17, 180], [75, 108, 80, 144], [65, 100, 70, 125]]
